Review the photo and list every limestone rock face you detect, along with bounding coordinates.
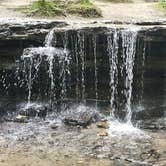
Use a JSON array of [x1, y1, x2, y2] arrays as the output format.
[[0, 20, 67, 43]]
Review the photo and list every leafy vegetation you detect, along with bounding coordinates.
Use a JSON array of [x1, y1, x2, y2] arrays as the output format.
[[97, 0, 131, 2], [67, 0, 102, 17], [28, 0, 63, 16], [159, 0, 166, 10], [26, 0, 102, 18]]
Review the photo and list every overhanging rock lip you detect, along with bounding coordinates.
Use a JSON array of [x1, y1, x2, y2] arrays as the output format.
[[1, 18, 166, 42], [0, 19, 68, 42]]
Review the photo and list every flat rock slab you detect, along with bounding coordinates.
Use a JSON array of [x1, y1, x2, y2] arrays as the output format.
[[0, 20, 67, 43]]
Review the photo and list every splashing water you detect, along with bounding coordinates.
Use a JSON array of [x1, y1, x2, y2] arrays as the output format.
[[121, 29, 138, 123], [21, 46, 66, 104], [0, 26, 147, 138], [107, 29, 119, 114], [19, 29, 70, 107], [107, 28, 146, 137]]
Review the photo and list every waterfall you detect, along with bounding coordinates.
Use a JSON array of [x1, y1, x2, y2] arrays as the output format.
[[60, 32, 71, 103], [93, 34, 98, 108], [20, 29, 69, 106], [107, 30, 119, 115], [20, 27, 138, 119], [107, 28, 138, 123], [78, 32, 86, 102], [0, 26, 144, 125], [74, 34, 80, 102], [45, 29, 56, 105], [121, 30, 138, 123]]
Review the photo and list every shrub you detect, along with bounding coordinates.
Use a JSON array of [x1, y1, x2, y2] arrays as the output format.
[[26, 0, 102, 18], [67, 1, 102, 17], [28, 0, 63, 17], [159, 0, 166, 9]]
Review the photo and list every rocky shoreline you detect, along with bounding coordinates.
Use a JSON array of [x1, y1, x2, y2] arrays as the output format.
[[0, 106, 166, 166]]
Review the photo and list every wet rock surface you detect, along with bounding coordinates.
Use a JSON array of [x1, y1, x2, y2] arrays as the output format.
[[62, 105, 101, 127], [18, 104, 51, 118], [0, 117, 166, 166], [137, 118, 166, 130], [0, 20, 67, 43]]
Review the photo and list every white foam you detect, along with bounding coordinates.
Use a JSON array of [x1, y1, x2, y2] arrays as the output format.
[[108, 120, 149, 139]]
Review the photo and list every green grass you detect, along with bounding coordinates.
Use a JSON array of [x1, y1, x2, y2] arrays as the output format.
[[159, 0, 166, 8], [157, 0, 166, 14], [67, 1, 102, 17], [96, 0, 131, 2], [28, 0, 63, 17], [26, 0, 102, 18]]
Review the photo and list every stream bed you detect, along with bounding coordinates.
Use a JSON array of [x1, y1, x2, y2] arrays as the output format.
[[0, 21, 166, 166]]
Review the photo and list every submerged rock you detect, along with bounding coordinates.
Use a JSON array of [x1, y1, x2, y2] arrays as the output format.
[[97, 130, 108, 137], [18, 104, 51, 118], [62, 105, 101, 127], [96, 121, 109, 129], [14, 115, 28, 123]]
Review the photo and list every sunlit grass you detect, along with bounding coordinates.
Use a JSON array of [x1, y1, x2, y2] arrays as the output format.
[[26, 0, 102, 18]]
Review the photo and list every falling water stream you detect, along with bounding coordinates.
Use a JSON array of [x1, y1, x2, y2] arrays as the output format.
[[20, 29, 69, 111], [0, 26, 146, 136], [106, 28, 145, 136]]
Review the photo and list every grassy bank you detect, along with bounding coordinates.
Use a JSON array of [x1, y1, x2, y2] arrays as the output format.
[[26, 0, 102, 18], [96, 0, 131, 2], [157, 0, 166, 14]]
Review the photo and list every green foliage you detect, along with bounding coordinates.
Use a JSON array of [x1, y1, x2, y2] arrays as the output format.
[[80, 0, 91, 5], [26, 0, 102, 18], [28, 0, 63, 17], [67, 4, 102, 17], [159, 0, 166, 9], [158, 0, 166, 14], [67, 1, 102, 17], [97, 0, 131, 2]]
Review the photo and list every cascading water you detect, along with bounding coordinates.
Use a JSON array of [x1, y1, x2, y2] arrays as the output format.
[[93, 34, 98, 108], [106, 28, 145, 136], [18, 29, 70, 111], [107, 28, 138, 122], [78, 32, 86, 102], [0, 25, 146, 137], [107, 30, 119, 115], [121, 29, 138, 123]]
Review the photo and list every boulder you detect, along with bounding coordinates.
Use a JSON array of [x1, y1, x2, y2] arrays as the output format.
[[18, 104, 51, 118], [96, 121, 109, 129], [97, 130, 108, 137], [14, 114, 28, 123], [62, 105, 101, 127]]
